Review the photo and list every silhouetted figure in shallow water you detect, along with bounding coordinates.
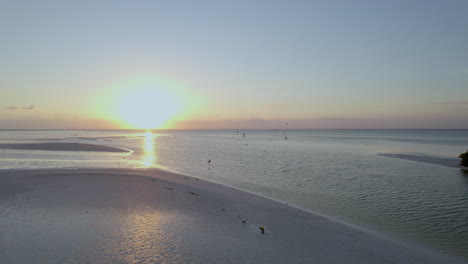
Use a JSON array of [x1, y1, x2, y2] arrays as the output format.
[[243, 132, 246, 138]]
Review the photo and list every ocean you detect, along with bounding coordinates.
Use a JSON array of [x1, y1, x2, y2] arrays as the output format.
[[1, 129, 467, 258]]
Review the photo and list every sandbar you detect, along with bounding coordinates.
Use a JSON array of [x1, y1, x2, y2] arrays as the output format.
[[379, 153, 461, 168], [0, 143, 129, 153], [0, 168, 465, 263]]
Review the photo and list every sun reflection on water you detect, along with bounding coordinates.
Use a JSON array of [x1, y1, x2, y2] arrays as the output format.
[[118, 209, 175, 263], [141, 130, 157, 167]]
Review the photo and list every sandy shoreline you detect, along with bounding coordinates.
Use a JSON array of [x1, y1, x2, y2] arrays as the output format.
[[0, 168, 466, 264], [0, 143, 130, 153]]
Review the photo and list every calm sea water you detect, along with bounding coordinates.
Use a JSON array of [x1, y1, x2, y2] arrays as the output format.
[[1, 129, 467, 258]]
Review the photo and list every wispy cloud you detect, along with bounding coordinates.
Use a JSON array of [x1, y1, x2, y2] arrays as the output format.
[[447, 109, 468, 112], [3, 105, 35, 110], [266, 103, 291, 108], [433, 101, 468, 112], [456, 68, 468, 75], [433, 101, 468, 105], [319, 116, 351, 122]]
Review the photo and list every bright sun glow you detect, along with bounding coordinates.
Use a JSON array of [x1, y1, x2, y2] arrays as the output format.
[[117, 88, 180, 129]]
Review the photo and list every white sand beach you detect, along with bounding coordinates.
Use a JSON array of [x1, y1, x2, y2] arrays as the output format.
[[0, 168, 465, 264]]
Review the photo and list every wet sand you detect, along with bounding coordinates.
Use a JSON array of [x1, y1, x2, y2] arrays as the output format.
[[0, 143, 130, 153], [0, 168, 466, 264]]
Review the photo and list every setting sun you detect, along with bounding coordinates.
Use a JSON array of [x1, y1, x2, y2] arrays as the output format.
[[117, 88, 180, 129], [89, 74, 200, 130]]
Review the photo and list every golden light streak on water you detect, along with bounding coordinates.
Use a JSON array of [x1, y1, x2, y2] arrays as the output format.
[[141, 130, 156, 167]]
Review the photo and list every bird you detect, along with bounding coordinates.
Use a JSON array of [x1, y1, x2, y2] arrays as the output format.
[[259, 226, 265, 234]]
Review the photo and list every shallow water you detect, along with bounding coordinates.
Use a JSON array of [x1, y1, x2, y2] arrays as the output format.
[[0, 129, 467, 258]]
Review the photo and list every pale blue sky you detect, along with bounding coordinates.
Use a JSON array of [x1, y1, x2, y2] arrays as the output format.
[[1, 0, 467, 128]]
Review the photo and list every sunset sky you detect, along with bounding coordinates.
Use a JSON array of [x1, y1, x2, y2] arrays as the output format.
[[1, 0, 468, 129]]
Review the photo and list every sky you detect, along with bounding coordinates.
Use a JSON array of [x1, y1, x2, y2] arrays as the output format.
[[1, 0, 468, 129]]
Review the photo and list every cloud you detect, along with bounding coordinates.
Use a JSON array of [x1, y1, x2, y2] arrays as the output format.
[[22, 105, 34, 110], [432, 101, 468, 113], [173, 118, 289, 129], [319, 116, 351, 122], [434, 101, 468, 105], [447, 109, 468, 112], [0, 118, 117, 129], [3, 105, 35, 110], [266, 103, 291, 109], [456, 68, 468, 75]]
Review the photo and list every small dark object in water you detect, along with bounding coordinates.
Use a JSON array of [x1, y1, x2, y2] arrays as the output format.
[[185, 176, 188, 180], [188, 192, 198, 195], [259, 226, 265, 234], [86, 211, 88, 213], [221, 207, 225, 211], [285, 136, 287, 140], [163, 186, 173, 191], [208, 159, 211, 163], [243, 132, 246, 137]]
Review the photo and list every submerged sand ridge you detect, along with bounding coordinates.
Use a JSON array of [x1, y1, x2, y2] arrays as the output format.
[[378, 153, 461, 168], [0, 168, 466, 264], [0, 143, 130, 153]]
